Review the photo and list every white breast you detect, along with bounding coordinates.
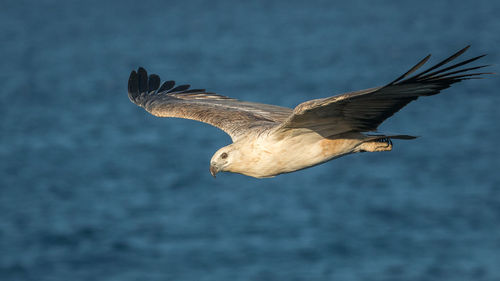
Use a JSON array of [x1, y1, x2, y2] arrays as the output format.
[[228, 132, 365, 178]]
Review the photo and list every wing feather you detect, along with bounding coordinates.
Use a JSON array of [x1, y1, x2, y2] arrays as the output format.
[[277, 46, 491, 136], [128, 68, 292, 141]]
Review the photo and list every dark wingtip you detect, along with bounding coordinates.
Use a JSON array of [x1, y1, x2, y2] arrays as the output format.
[[128, 67, 207, 102], [137, 67, 148, 93], [391, 45, 492, 86], [148, 74, 161, 93], [418, 54, 490, 81], [409, 45, 475, 80], [128, 70, 139, 100], [158, 80, 175, 93], [388, 54, 431, 85]]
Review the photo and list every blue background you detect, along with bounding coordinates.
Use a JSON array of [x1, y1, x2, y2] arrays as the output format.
[[1, 0, 499, 280]]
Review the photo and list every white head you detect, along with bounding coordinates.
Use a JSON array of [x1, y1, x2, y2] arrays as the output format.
[[209, 144, 241, 178]]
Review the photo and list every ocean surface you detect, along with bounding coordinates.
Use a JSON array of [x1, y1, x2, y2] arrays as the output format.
[[1, 0, 500, 280]]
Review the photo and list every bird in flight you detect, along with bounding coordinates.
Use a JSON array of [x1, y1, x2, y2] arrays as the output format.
[[128, 46, 490, 178]]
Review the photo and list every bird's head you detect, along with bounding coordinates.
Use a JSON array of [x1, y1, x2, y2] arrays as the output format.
[[209, 145, 240, 178]]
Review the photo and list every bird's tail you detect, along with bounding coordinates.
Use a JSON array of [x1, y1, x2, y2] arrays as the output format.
[[363, 133, 417, 141]]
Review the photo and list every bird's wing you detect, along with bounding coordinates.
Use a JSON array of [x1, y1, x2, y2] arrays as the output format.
[[128, 67, 292, 141], [275, 46, 491, 137]]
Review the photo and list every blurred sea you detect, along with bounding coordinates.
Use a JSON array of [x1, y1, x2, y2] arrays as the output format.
[[1, 0, 500, 280]]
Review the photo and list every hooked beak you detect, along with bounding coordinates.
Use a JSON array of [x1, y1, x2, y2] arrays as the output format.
[[209, 164, 218, 178]]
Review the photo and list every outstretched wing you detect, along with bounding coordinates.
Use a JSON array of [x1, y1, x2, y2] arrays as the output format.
[[128, 67, 292, 141], [276, 46, 491, 137]]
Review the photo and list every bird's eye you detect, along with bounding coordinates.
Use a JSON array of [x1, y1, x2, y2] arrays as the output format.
[[221, 152, 228, 159]]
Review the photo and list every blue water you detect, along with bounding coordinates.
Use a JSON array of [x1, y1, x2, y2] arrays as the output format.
[[1, 0, 500, 280]]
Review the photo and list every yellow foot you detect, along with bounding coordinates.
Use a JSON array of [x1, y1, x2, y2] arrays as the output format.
[[356, 139, 393, 152]]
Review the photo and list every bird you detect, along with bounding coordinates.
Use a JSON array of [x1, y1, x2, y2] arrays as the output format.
[[128, 46, 490, 178]]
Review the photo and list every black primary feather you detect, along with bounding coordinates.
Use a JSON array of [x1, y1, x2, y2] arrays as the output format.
[[128, 70, 139, 97], [137, 67, 148, 93], [158, 80, 175, 93], [388, 54, 431, 85], [148, 74, 160, 93]]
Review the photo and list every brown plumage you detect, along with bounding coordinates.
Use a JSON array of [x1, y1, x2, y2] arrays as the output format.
[[128, 67, 291, 141], [128, 46, 491, 178]]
